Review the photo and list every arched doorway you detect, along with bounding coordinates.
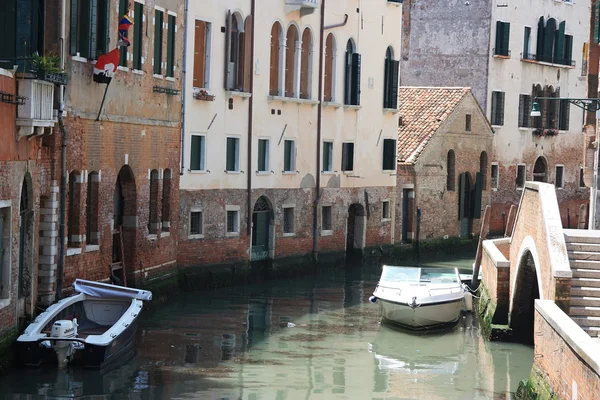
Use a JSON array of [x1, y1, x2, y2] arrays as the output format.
[[113, 166, 137, 285], [458, 172, 473, 238], [252, 196, 274, 261], [346, 204, 366, 255], [510, 251, 540, 344], [533, 157, 548, 182], [19, 174, 34, 317]]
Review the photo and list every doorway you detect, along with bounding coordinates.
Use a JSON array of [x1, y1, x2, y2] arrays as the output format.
[[401, 189, 414, 243], [112, 166, 137, 284], [458, 172, 473, 238], [346, 204, 366, 255], [252, 196, 273, 261], [18, 175, 34, 318]]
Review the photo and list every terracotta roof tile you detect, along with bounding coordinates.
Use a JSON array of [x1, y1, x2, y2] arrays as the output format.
[[397, 87, 471, 164]]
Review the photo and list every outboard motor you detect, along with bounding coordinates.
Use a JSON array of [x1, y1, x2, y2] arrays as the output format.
[[50, 319, 78, 368]]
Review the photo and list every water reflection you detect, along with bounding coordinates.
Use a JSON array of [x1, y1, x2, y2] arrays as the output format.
[[0, 259, 533, 399]]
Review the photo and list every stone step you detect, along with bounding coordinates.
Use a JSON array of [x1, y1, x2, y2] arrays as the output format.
[[570, 296, 600, 307], [566, 243, 600, 252], [568, 250, 600, 261], [564, 229, 600, 244], [572, 316, 600, 328], [569, 260, 600, 270], [571, 286, 600, 297], [572, 277, 600, 288], [570, 306, 600, 317], [582, 326, 600, 338], [572, 269, 600, 279]]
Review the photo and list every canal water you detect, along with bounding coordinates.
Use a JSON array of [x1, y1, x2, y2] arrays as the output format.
[[0, 257, 533, 399]]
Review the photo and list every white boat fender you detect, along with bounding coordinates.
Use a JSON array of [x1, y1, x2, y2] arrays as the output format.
[[369, 296, 377, 304]]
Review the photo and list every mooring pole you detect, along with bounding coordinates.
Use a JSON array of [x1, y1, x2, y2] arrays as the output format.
[[472, 205, 491, 287]]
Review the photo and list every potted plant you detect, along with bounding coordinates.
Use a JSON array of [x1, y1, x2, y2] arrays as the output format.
[[193, 88, 215, 101], [32, 52, 68, 85]]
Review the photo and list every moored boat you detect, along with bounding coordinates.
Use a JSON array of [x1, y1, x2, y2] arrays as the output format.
[[17, 279, 152, 370], [371, 265, 465, 329]]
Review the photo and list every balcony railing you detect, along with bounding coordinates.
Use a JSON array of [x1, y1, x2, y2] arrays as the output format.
[[521, 53, 575, 67], [16, 79, 55, 140], [285, 0, 319, 14]]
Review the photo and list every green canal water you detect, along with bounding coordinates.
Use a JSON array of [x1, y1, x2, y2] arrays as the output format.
[[0, 257, 533, 399]]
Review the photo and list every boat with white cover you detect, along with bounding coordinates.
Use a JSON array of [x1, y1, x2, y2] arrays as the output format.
[[17, 279, 152, 369], [371, 265, 465, 329]]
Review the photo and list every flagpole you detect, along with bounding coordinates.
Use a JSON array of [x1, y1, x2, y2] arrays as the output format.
[[96, 80, 111, 121]]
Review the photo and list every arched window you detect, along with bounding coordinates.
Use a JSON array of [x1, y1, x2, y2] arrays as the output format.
[[383, 46, 398, 109], [226, 13, 244, 91], [162, 169, 171, 232], [86, 172, 100, 245], [344, 39, 360, 106], [269, 22, 283, 96], [300, 28, 312, 99], [285, 24, 299, 98], [533, 156, 548, 182], [447, 150, 456, 191], [148, 169, 160, 234], [68, 170, 82, 247], [480, 152, 488, 190], [324, 33, 336, 102]]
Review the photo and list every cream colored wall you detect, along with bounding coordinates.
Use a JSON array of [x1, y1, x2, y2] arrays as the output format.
[[180, 0, 402, 191]]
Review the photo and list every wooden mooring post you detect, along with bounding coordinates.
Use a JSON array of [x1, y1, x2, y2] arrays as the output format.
[[472, 205, 491, 287]]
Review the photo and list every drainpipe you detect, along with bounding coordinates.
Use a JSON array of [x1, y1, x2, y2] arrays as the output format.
[[180, 0, 190, 175], [55, 0, 67, 301], [247, 0, 255, 237]]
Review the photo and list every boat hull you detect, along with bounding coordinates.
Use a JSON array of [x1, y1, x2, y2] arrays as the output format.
[[379, 298, 463, 329]]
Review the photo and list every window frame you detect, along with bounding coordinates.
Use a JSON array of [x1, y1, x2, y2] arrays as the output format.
[[282, 205, 295, 236], [382, 138, 397, 171], [166, 13, 176, 78], [193, 18, 211, 88], [382, 199, 391, 221], [70, 0, 110, 59], [132, 1, 144, 71], [283, 139, 296, 173], [257, 138, 270, 174], [491, 90, 505, 126], [516, 163, 526, 190], [465, 114, 472, 132], [189, 207, 204, 238], [0, 203, 12, 302], [518, 94, 532, 128], [189, 133, 207, 172], [555, 165, 565, 189], [321, 205, 333, 235], [225, 206, 240, 236], [491, 162, 499, 190], [341, 142, 355, 173], [153, 8, 164, 76], [226, 137, 241, 172], [322, 141, 334, 173]]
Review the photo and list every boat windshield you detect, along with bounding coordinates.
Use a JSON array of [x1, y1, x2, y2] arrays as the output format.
[[380, 266, 420, 283], [419, 268, 458, 284]]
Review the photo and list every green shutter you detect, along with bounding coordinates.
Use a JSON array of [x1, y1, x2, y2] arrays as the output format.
[[323, 143, 331, 171], [70, 0, 78, 55], [523, 27, 530, 58], [536, 17, 544, 61], [89, 0, 98, 59], [190, 136, 201, 170], [559, 99, 570, 131], [119, 0, 128, 66], [596, 2, 600, 44], [383, 59, 390, 108], [284, 141, 292, 171], [344, 52, 352, 105], [258, 140, 266, 171], [501, 22, 510, 56], [154, 10, 163, 74], [472, 173, 483, 219], [564, 34, 573, 64], [133, 2, 143, 70], [499, 92, 505, 125], [167, 15, 175, 77], [350, 53, 361, 106], [389, 60, 399, 109], [227, 138, 236, 171], [383, 139, 396, 170], [554, 21, 565, 63], [543, 18, 556, 63]]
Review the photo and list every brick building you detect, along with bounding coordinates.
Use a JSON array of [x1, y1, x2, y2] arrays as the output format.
[[400, 0, 590, 234], [178, 0, 402, 268], [396, 87, 494, 241]]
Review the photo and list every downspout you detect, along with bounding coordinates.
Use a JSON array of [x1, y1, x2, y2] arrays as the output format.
[[247, 0, 255, 238], [180, 0, 190, 175], [55, 0, 67, 301], [312, 3, 348, 260]]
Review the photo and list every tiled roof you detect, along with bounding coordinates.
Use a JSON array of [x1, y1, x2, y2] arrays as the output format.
[[397, 87, 471, 165]]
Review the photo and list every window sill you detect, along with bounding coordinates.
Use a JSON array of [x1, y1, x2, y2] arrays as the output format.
[[132, 69, 144, 76], [321, 230, 333, 237], [282, 171, 298, 175], [147, 234, 159, 242], [160, 231, 170, 238], [321, 170, 337, 175], [66, 248, 82, 257], [492, 188, 498, 192], [268, 95, 319, 105], [344, 105, 361, 111], [225, 170, 243, 174], [85, 245, 99, 253], [283, 232, 296, 237], [383, 169, 396, 174], [227, 90, 252, 99], [225, 232, 240, 238], [383, 108, 398, 113], [518, 127, 531, 131], [322, 101, 343, 108], [517, 187, 524, 191], [188, 234, 204, 240], [166, 76, 175, 82], [256, 171, 272, 176], [520, 58, 575, 69], [153, 74, 164, 79], [188, 170, 208, 174], [382, 218, 392, 222], [0, 299, 10, 310], [117, 66, 129, 72], [493, 54, 511, 59], [491, 125, 503, 129], [72, 55, 88, 63], [342, 170, 354, 175]]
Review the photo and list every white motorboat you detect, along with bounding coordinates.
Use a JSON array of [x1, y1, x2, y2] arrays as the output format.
[[17, 279, 152, 369], [370, 265, 466, 329]]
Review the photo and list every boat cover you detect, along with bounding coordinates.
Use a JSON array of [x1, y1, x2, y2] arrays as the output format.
[[73, 279, 153, 301]]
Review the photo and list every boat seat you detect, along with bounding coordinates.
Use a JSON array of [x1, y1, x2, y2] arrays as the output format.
[[77, 327, 109, 339]]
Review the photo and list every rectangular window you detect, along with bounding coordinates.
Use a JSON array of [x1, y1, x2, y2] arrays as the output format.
[[193, 20, 210, 87], [516, 164, 526, 189], [383, 58, 399, 109], [284, 140, 295, 172], [70, 0, 110, 59], [226, 210, 239, 234], [523, 27, 531, 59], [190, 211, 203, 235], [564, 34, 573, 65], [153, 9, 163, 75], [119, 0, 129, 67], [190, 135, 206, 171], [382, 200, 391, 220], [555, 165, 564, 188], [382, 139, 396, 171], [166, 14, 176, 77], [559, 99, 570, 131], [518, 94, 531, 128], [491, 163, 499, 189], [226, 137, 240, 172], [132, 1, 143, 70], [465, 114, 472, 131], [491, 91, 505, 126], [322, 206, 332, 232], [342, 142, 355, 172], [580, 167, 586, 188], [257, 139, 270, 172], [283, 207, 294, 234], [323, 141, 333, 172], [494, 21, 510, 56]]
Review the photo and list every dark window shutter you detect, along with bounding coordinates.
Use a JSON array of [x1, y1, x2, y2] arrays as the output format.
[[224, 10, 232, 89], [536, 17, 544, 61], [498, 92, 505, 125], [227, 138, 236, 171], [543, 18, 556, 63], [243, 16, 253, 92], [133, 2, 143, 70], [167, 15, 175, 77], [458, 173, 466, 220], [119, 0, 128, 66], [89, 0, 98, 58], [323, 142, 331, 171], [495, 21, 503, 55], [564, 34, 573, 64], [559, 99, 570, 130], [258, 140, 266, 171], [154, 10, 163, 74], [190, 136, 201, 170], [554, 21, 565, 63], [350, 53, 361, 105], [284, 141, 292, 171], [344, 51, 352, 104], [389, 60, 399, 109], [472, 172, 483, 219], [501, 22, 510, 56], [523, 27, 530, 58], [70, 0, 79, 55], [383, 59, 390, 108], [491, 92, 498, 125], [382, 139, 396, 170], [596, 2, 600, 44]]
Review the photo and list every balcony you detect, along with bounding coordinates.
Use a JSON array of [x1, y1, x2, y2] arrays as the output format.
[[16, 79, 55, 141], [285, 0, 319, 14]]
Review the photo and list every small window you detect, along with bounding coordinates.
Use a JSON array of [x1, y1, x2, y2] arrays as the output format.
[[190, 211, 203, 235], [153, 9, 164, 75], [226, 137, 240, 172], [257, 139, 270, 172], [226, 210, 239, 233], [555, 165, 564, 188], [480, 151, 488, 190], [283, 207, 294, 234], [447, 150, 456, 191], [148, 169, 160, 234], [166, 14, 176, 78], [494, 21, 510, 56], [86, 172, 100, 245], [322, 206, 332, 232], [162, 169, 171, 232], [382, 139, 396, 171], [132, 1, 144, 70], [323, 141, 334, 172], [491, 163, 499, 189], [559, 99, 570, 131], [193, 20, 211, 87], [382, 200, 391, 220], [190, 135, 206, 171], [523, 26, 531, 59], [284, 140, 295, 172], [491, 91, 505, 126], [118, 0, 130, 67], [516, 164, 526, 189], [465, 114, 472, 132], [518, 94, 531, 128], [70, 0, 110, 59], [580, 167, 586, 188], [342, 142, 355, 172]]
